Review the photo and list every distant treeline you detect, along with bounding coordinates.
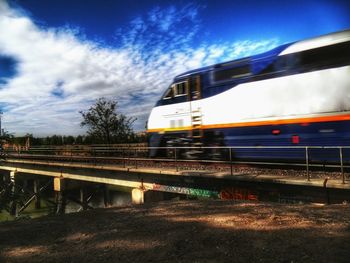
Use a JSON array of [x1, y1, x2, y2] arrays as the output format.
[[5, 133, 147, 146], [1, 98, 147, 147]]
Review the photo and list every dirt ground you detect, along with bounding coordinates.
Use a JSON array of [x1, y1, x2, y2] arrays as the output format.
[[0, 200, 349, 263]]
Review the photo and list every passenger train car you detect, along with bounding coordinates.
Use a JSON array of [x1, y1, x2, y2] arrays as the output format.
[[147, 30, 350, 162]]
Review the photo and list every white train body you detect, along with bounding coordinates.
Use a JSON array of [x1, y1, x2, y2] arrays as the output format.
[[147, 30, 350, 160]]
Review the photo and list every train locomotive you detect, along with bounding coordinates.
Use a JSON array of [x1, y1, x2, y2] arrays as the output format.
[[147, 30, 350, 162]]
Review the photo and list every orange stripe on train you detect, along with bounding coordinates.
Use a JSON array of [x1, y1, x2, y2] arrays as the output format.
[[147, 114, 350, 133]]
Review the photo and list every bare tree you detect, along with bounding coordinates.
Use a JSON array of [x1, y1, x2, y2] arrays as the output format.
[[80, 98, 136, 144]]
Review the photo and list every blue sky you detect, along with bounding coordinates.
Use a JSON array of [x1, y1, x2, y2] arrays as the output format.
[[0, 0, 349, 136]]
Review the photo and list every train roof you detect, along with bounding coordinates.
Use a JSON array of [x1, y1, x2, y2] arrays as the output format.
[[174, 29, 350, 81], [280, 29, 350, 55]]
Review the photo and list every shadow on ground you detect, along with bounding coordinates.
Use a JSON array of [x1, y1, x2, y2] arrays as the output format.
[[0, 200, 349, 263]]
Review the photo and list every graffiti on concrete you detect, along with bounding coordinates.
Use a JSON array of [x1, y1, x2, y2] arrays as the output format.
[[152, 183, 161, 191], [279, 195, 312, 204], [220, 187, 258, 201], [188, 188, 218, 198], [151, 183, 218, 198]]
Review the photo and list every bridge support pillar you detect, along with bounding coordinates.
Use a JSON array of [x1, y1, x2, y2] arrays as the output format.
[[103, 184, 111, 207], [9, 171, 17, 216], [34, 179, 41, 209], [80, 186, 88, 211], [54, 177, 66, 215], [132, 188, 144, 205], [22, 178, 28, 193]]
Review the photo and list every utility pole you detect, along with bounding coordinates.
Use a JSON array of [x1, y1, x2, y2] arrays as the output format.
[[0, 110, 3, 137]]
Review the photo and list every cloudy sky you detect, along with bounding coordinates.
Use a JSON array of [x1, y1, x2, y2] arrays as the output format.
[[0, 0, 349, 136]]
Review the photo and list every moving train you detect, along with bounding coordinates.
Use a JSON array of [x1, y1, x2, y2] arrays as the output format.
[[147, 30, 350, 162]]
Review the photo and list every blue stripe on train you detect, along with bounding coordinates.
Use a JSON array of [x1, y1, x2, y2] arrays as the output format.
[[148, 120, 350, 163]]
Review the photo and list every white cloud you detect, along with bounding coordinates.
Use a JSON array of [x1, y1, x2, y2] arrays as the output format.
[[0, 1, 279, 136]]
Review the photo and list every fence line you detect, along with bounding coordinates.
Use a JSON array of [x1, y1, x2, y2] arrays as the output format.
[[3, 144, 349, 184]]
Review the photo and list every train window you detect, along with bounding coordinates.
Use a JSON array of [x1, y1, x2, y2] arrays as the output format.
[[163, 87, 174, 99], [214, 65, 251, 82], [174, 82, 186, 96], [256, 42, 350, 77], [298, 41, 350, 68], [274, 56, 289, 71], [255, 57, 287, 76]]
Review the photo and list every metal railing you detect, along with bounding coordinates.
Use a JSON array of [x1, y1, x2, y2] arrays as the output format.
[[3, 145, 350, 184]]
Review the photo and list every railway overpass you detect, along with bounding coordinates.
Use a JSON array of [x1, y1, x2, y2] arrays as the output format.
[[1, 150, 350, 216]]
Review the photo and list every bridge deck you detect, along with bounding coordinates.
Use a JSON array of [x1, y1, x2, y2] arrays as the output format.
[[1, 158, 349, 191]]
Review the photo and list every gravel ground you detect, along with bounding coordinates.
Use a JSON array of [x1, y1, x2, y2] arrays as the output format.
[[0, 200, 349, 263]]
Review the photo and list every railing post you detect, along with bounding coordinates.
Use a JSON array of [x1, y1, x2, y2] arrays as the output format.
[[127, 145, 131, 168], [135, 148, 138, 169], [123, 148, 126, 168], [175, 147, 178, 172], [339, 147, 345, 184], [229, 147, 233, 176], [305, 147, 310, 181]]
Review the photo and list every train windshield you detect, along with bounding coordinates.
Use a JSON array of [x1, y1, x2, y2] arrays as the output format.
[[162, 86, 174, 99], [162, 81, 188, 100]]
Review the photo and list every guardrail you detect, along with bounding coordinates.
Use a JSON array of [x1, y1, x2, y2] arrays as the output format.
[[3, 145, 350, 184]]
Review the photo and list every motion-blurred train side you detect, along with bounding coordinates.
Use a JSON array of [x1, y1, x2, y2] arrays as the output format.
[[147, 30, 350, 162]]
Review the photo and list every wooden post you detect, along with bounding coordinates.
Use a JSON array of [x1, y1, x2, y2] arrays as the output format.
[[80, 185, 88, 211], [9, 171, 17, 216], [1, 172, 9, 187], [54, 177, 66, 215], [34, 179, 41, 209], [103, 184, 111, 208], [22, 179, 28, 193]]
